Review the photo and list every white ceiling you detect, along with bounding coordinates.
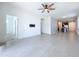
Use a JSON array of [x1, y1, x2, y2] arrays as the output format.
[[0, 2, 79, 18]]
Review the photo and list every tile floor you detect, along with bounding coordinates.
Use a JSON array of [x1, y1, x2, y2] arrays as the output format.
[[0, 32, 79, 57]]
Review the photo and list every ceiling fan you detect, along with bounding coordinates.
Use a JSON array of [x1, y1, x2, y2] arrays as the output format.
[[38, 3, 55, 13]]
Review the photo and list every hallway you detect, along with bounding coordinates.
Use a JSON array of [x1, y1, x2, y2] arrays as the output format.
[[0, 32, 79, 57]]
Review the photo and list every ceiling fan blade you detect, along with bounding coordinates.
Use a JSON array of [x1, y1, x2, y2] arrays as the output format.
[[48, 8, 55, 10], [42, 9, 45, 13], [38, 8, 43, 10], [47, 10, 50, 13], [48, 3, 54, 7], [41, 4, 45, 7]]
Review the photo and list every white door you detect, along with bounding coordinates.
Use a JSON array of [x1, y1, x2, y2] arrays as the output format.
[[6, 15, 18, 38]]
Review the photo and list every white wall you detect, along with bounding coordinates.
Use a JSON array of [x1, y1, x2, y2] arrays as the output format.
[[77, 15, 79, 35], [0, 3, 41, 39], [41, 16, 57, 35], [51, 17, 57, 34], [42, 16, 52, 34], [18, 13, 41, 38], [0, 11, 6, 36]]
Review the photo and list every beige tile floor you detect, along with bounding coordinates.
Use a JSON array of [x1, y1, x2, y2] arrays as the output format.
[[0, 32, 79, 57]]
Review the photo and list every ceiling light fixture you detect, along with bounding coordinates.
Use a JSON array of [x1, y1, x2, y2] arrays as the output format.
[[38, 2, 55, 13]]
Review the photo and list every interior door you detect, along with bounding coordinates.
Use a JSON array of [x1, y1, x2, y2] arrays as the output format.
[[6, 15, 17, 38]]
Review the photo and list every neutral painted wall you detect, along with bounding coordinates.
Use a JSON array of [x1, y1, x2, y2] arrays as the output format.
[[57, 21, 62, 31], [69, 21, 76, 32], [51, 17, 57, 34], [41, 16, 57, 35], [0, 3, 41, 39], [41, 16, 52, 34], [0, 11, 6, 36], [77, 15, 79, 35]]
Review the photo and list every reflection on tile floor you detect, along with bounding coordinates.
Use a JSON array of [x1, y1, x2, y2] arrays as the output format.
[[0, 32, 79, 57]]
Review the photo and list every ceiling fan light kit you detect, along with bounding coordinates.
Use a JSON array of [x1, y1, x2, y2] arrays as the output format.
[[38, 2, 55, 13]]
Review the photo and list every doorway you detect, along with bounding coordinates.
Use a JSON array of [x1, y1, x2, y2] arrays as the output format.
[[61, 21, 69, 32], [57, 20, 76, 32]]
